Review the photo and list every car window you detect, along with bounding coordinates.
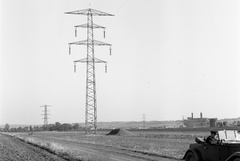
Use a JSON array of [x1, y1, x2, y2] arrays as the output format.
[[218, 130, 226, 140], [236, 131, 240, 140], [226, 131, 236, 140]]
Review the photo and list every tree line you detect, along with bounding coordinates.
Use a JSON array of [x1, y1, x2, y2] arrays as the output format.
[[0, 122, 83, 132]]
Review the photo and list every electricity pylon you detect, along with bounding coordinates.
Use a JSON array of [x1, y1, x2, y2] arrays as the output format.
[[142, 114, 146, 129], [65, 8, 114, 134], [40, 105, 51, 126]]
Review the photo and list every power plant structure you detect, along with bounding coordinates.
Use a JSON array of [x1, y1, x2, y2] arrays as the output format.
[[40, 105, 51, 126], [65, 8, 114, 134], [183, 112, 217, 128]]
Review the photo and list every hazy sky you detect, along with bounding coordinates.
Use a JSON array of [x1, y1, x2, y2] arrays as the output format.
[[1, 0, 240, 125]]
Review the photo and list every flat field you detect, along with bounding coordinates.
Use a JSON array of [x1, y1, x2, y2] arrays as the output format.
[[0, 133, 65, 161], [9, 129, 210, 161]]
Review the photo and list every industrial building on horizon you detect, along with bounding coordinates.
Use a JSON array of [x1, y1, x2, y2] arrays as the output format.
[[183, 112, 217, 128]]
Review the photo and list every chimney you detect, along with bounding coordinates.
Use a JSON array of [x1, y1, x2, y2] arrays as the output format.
[[200, 112, 203, 119], [191, 113, 193, 119]]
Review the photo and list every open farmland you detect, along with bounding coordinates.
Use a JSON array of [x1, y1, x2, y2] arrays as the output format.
[[6, 129, 211, 161], [0, 133, 65, 161]]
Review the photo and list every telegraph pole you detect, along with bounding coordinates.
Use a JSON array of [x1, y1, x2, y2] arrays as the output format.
[[40, 105, 51, 126], [142, 114, 146, 129], [65, 8, 114, 134]]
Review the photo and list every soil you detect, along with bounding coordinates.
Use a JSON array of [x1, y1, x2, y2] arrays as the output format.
[[106, 128, 136, 136], [0, 133, 66, 161]]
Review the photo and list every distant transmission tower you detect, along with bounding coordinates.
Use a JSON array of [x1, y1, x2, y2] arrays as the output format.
[[65, 8, 114, 134], [40, 105, 51, 126], [142, 114, 146, 129]]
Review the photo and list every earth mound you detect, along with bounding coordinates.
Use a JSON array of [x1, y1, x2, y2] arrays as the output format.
[[106, 128, 135, 136]]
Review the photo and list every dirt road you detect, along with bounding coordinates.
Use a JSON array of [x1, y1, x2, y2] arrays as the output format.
[[34, 134, 181, 161], [57, 140, 181, 161], [0, 133, 65, 161]]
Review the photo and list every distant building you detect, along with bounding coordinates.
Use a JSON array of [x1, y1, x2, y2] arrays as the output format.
[[183, 112, 217, 128]]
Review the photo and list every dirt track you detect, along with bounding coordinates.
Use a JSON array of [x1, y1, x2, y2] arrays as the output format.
[[56, 140, 180, 161], [34, 134, 181, 161], [0, 133, 65, 161]]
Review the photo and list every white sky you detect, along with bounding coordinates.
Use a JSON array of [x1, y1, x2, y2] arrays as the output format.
[[1, 0, 240, 125]]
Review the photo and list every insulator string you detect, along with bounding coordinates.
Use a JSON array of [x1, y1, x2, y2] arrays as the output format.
[[74, 63, 76, 72], [69, 45, 71, 55], [105, 64, 107, 73], [75, 27, 77, 37]]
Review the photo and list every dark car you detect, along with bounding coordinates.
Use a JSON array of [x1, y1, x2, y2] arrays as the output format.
[[183, 130, 240, 161]]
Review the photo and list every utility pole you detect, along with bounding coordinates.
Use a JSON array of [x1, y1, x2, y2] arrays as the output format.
[[65, 8, 114, 134], [142, 114, 146, 129], [40, 105, 51, 126]]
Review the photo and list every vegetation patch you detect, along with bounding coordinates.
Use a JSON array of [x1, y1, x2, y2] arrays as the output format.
[[11, 134, 81, 161]]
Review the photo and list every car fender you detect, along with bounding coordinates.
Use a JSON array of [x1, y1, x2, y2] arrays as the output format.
[[183, 149, 202, 160], [225, 152, 240, 161]]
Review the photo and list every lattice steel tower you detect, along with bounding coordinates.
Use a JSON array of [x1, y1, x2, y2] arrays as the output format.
[[65, 8, 113, 134], [40, 105, 51, 126]]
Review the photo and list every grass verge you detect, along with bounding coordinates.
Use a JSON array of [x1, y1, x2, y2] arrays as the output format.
[[23, 137, 77, 160], [5, 133, 81, 161]]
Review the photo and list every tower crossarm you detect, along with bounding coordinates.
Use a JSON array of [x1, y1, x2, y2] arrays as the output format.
[[74, 58, 107, 63], [74, 24, 107, 38], [69, 40, 111, 46], [69, 40, 112, 55], [65, 8, 114, 16], [40, 105, 51, 107], [73, 58, 107, 73], [75, 23, 106, 29], [92, 40, 111, 46], [41, 110, 50, 113]]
